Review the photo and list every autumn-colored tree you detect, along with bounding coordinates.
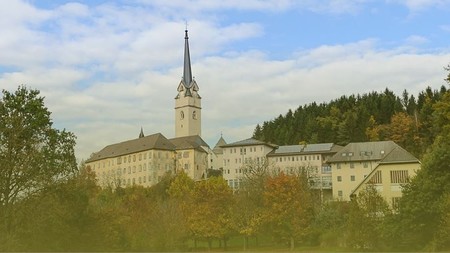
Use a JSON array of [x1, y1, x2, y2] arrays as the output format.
[[263, 172, 314, 250], [187, 176, 234, 250], [388, 112, 422, 156]]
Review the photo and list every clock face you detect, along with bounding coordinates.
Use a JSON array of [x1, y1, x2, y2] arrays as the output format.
[[180, 111, 184, 119]]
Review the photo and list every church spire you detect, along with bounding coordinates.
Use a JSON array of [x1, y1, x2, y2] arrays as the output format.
[[139, 127, 144, 138], [183, 29, 193, 88]]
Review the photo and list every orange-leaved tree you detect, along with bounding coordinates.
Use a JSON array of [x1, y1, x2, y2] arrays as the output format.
[[263, 172, 314, 250]]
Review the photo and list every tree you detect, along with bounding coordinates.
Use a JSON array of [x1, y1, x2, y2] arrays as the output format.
[[314, 201, 351, 247], [397, 129, 450, 250], [263, 172, 314, 250], [0, 86, 77, 244], [345, 185, 391, 250], [187, 177, 234, 250], [388, 112, 422, 156], [232, 159, 271, 250]]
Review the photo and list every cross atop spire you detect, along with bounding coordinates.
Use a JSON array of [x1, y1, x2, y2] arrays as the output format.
[[183, 29, 193, 88]]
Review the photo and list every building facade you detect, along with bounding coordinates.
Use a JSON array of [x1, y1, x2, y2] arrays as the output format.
[[86, 133, 177, 188], [86, 29, 210, 187], [327, 140, 420, 205], [221, 138, 277, 190], [267, 143, 342, 201], [85, 29, 421, 208]]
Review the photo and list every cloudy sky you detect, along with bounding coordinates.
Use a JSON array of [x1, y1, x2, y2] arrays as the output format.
[[1, 0, 450, 161]]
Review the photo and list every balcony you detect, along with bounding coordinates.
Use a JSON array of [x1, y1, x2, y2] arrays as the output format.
[[309, 178, 333, 189], [321, 165, 332, 174]]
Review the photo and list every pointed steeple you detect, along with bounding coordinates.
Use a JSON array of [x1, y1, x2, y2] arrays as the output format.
[[183, 29, 193, 88], [139, 127, 144, 138]]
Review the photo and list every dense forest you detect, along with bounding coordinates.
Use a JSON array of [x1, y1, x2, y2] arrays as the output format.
[[253, 74, 450, 159], [1, 66, 450, 252]]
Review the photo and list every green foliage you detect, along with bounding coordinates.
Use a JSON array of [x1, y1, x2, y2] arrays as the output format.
[[345, 185, 391, 251], [314, 202, 351, 247], [397, 129, 450, 251], [188, 177, 234, 247], [0, 86, 77, 250], [253, 86, 449, 158]]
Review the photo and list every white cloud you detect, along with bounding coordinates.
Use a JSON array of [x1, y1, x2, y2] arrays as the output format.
[[1, 0, 450, 161], [388, 0, 450, 11], [405, 35, 429, 45]]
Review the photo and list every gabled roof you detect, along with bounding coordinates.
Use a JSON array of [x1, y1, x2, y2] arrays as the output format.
[[220, 137, 278, 148], [327, 141, 404, 163], [169, 135, 209, 152], [350, 151, 420, 197], [86, 133, 175, 163], [212, 136, 227, 154], [379, 146, 420, 164]]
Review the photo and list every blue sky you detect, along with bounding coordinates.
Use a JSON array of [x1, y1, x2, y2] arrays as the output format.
[[1, 0, 450, 160]]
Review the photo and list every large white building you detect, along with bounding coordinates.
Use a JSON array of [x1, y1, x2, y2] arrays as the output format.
[[85, 30, 420, 206], [221, 138, 277, 190], [86, 30, 212, 187]]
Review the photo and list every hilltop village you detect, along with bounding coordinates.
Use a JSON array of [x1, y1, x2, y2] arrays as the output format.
[[86, 30, 421, 207]]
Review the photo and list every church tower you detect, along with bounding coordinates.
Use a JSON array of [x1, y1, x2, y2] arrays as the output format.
[[175, 30, 202, 138]]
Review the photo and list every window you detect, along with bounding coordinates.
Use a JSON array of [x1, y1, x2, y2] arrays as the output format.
[[390, 170, 409, 183], [350, 162, 354, 169], [128, 167, 131, 174], [369, 170, 382, 184], [337, 176, 342, 182], [143, 164, 147, 171], [139, 165, 142, 172], [139, 154, 142, 161], [350, 175, 355, 181], [133, 166, 136, 173], [128, 155, 131, 162], [363, 162, 368, 168], [144, 153, 147, 160], [337, 163, 341, 170], [338, 190, 343, 197], [117, 157, 122, 165]]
